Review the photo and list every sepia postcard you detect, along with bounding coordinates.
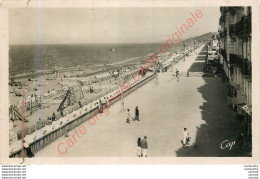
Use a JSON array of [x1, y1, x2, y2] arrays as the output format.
[[0, 0, 259, 164]]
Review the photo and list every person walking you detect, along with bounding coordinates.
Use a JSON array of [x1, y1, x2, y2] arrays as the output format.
[[121, 99, 125, 112], [134, 106, 140, 121], [182, 128, 190, 146], [176, 69, 179, 82], [137, 137, 142, 157], [154, 72, 159, 84], [126, 109, 130, 124], [98, 99, 103, 113], [140, 136, 148, 157]]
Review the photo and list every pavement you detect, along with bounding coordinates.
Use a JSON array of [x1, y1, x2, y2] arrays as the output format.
[[37, 45, 244, 157], [188, 46, 207, 73]]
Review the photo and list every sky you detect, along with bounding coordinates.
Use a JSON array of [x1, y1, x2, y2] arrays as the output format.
[[9, 7, 220, 44]]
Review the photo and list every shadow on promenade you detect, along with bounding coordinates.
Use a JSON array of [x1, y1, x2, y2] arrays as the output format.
[[175, 77, 246, 157]]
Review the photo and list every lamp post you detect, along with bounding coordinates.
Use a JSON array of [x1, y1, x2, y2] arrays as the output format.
[[218, 36, 223, 76], [183, 42, 186, 62], [108, 48, 115, 85], [193, 40, 197, 52]]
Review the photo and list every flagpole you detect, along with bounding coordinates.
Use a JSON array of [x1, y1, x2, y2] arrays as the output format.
[[108, 49, 115, 86], [109, 50, 110, 67], [184, 42, 185, 62], [109, 50, 110, 85], [109, 49, 111, 85]]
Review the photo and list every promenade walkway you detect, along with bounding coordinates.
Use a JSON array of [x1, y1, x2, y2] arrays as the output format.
[[38, 45, 243, 157]]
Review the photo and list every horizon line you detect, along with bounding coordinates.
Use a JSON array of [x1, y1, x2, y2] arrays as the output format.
[[9, 32, 217, 46]]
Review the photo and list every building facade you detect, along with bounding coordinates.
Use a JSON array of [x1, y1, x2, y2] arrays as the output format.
[[218, 7, 252, 155]]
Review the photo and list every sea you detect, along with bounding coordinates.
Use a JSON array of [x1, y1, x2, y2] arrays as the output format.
[[9, 43, 183, 76]]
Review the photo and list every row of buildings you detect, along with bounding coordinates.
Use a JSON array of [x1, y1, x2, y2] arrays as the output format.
[[218, 6, 252, 155]]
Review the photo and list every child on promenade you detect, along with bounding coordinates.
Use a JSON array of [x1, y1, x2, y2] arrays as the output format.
[[126, 109, 130, 123]]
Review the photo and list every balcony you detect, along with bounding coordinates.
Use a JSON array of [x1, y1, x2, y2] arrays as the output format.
[[229, 54, 251, 76], [229, 13, 251, 39], [225, 39, 235, 54]]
